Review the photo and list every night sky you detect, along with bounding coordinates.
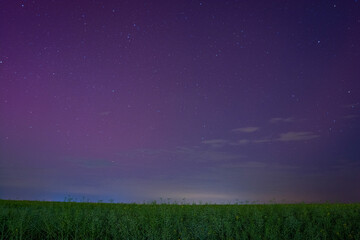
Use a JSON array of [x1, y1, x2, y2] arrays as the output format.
[[1, 0, 360, 204]]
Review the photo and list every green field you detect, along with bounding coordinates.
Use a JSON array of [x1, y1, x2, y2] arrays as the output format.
[[0, 199, 359, 240]]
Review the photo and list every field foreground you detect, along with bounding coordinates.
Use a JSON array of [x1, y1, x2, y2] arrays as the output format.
[[0, 200, 359, 240]]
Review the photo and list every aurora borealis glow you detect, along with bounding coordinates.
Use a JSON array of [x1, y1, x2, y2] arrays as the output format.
[[1, 0, 360, 203]]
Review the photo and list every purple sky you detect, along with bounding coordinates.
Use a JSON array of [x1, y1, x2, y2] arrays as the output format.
[[1, 0, 360, 203]]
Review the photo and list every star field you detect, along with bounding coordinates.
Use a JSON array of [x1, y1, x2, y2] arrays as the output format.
[[0, 0, 360, 203]]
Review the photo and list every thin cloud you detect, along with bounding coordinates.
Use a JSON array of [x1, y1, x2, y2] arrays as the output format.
[[65, 157, 115, 168], [271, 164, 300, 170], [194, 150, 243, 162], [79, 159, 116, 168], [231, 127, 259, 133], [117, 146, 243, 164], [220, 161, 267, 169], [202, 139, 228, 147], [252, 138, 272, 143], [341, 114, 358, 120], [342, 103, 359, 109], [229, 139, 250, 145], [232, 132, 320, 144], [269, 117, 295, 123], [277, 132, 320, 142], [99, 111, 111, 116], [330, 159, 360, 170], [219, 161, 299, 170]]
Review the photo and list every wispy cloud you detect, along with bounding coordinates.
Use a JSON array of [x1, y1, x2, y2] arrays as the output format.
[[231, 127, 259, 133], [277, 132, 320, 142], [269, 117, 295, 123], [330, 159, 360, 170], [99, 111, 111, 116], [66, 157, 115, 168], [230, 131, 320, 145], [220, 161, 267, 169], [270, 163, 300, 170], [202, 139, 228, 147], [218, 161, 299, 170], [192, 150, 243, 162], [252, 138, 272, 143], [342, 103, 359, 109], [116, 146, 244, 164], [229, 139, 250, 145], [341, 114, 358, 120]]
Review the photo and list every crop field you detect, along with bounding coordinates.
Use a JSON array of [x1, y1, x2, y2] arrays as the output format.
[[0, 199, 359, 240]]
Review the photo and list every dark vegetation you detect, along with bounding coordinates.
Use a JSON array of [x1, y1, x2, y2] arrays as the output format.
[[0, 199, 359, 239]]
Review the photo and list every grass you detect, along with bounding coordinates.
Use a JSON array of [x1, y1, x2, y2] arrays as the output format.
[[0, 199, 359, 239]]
